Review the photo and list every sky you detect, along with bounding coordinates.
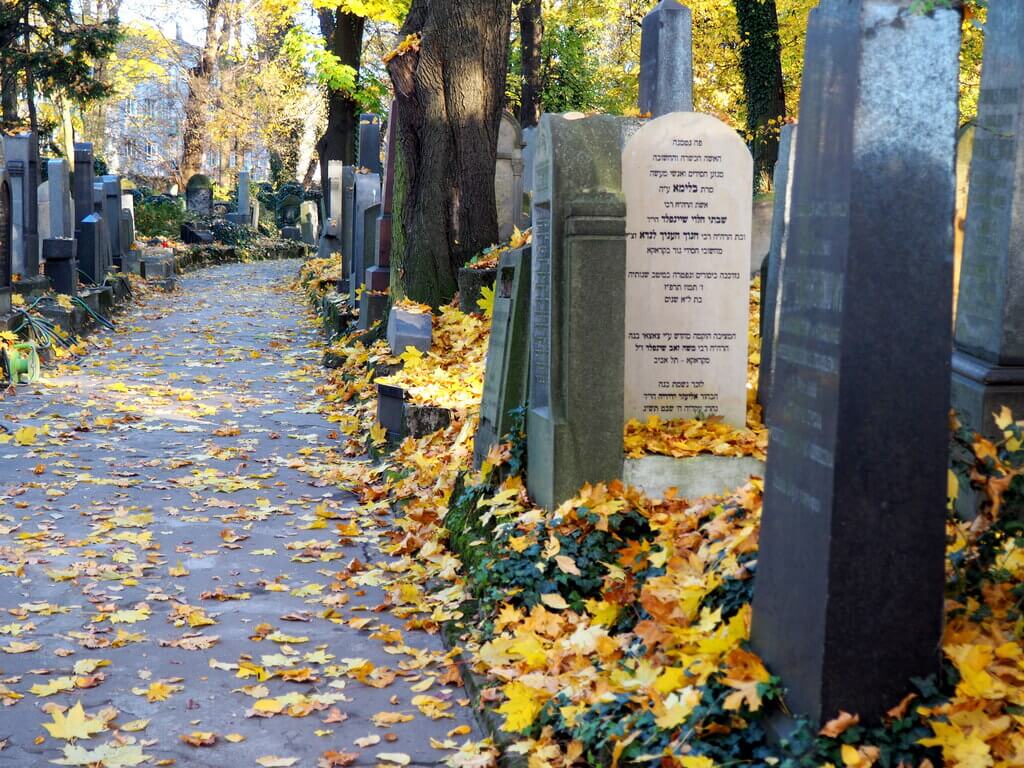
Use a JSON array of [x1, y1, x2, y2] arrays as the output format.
[[117, 0, 206, 46]]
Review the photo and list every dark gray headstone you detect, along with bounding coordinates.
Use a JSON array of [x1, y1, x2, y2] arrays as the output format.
[[350, 173, 381, 307], [474, 246, 532, 469], [757, 123, 797, 418], [4, 132, 40, 278], [78, 213, 112, 284], [952, 2, 1024, 439], [750, 0, 960, 726], [371, 104, 399, 292], [638, 0, 693, 118], [73, 143, 95, 237], [527, 114, 631, 509], [43, 238, 77, 295], [341, 166, 357, 286], [358, 202, 384, 330], [185, 174, 213, 214], [120, 209, 135, 255], [358, 114, 382, 175], [101, 176, 123, 262], [0, 139, 12, 299]]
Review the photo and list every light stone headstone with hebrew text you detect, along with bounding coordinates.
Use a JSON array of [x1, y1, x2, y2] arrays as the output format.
[[623, 112, 751, 426]]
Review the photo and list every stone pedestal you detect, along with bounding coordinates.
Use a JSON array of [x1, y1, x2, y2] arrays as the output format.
[[43, 238, 78, 296]]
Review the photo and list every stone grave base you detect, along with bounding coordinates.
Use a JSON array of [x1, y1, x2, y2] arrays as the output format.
[[622, 454, 764, 500], [377, 383, 452, 442], [321, 293, 355, 340], [358, 292, 388, 331], [12, 275, 50, 298]]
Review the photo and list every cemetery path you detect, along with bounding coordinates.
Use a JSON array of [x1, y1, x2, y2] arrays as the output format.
[[0, 260, 480, 767]]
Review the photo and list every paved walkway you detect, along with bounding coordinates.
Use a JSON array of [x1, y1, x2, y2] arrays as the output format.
[[0, 260, 478, 767]]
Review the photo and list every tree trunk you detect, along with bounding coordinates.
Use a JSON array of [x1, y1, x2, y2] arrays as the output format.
[[733, 0, 786, 189], [181, 0, 223, 182], [1, 59, 17, 124], [518, 0, 542, 129], [387, 0, 512, 308], [315, 9, 364, 194]]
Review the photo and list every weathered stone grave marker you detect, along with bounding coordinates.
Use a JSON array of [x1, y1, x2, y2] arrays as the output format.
[[527, 114, 632, 509], [102, 176, 123, 266], [357, 202, 383, 330], [639, 0, 693, 118], [623, 112, 751, 426], [350, 173, 381, 308], [48, 159, 73, 240], [300, 201, 318, 246], [367, 104, 398, 303], [78, 213, 112, 284], [318, 161, 344, 261], [43, 238, 77, 296], [227, 170, 251, 226], [4, 132, 41, 281], [757, 123, 797, 417], [341, 166, 357, 290], [0, 140, 11, 315], [952, 2, 1024, 439], [751, 0, 960, 725], [186, 174, 213, 214], [359, 114, 382, 175], [496, 112, 525, 242], [73, 143, 95, 237], [474, 245, 532, 468]]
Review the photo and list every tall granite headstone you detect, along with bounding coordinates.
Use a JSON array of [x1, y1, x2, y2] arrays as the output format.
[[73, 143, 95, 237], [750, 0, 960, 725], [102, 176, 123, 265], [318, 161, 345, 260], [623, 112, 752, 426], [48, 160, 74, 240], [357, 202, 384, 330], [0, 140, 11, 313], [638, 0, 693, 118], [496, 112, 526, 242], [350, 173, 381, 308], [341, 166, 357, 287], [527, 113, 633, 509], [368, 103, 398, 295], [757, 123, 798, 416], [186, 174, 213, 214], [358, 114, 382, 175], [474, 245, 533, 468], [37, 181, 50, 245], [4, 132, 41, 279], [952, 2, 1024, 439]]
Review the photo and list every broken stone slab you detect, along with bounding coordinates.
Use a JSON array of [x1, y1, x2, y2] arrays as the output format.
[[386, 307, 432, 355]]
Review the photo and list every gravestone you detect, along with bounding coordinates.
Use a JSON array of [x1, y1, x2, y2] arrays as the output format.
[[638, 0, 693, 118], [92, 182, 104, 215], [120, 209, 136, 255], [73, 143, 95, 236], [623, 112, 752, 426], [496, 112, 525, 241], [48, 159, 73, 239], [527, 113, 632, 510], [228, 169, 251, 225], [4, 132, 41, 279], [750, 0, 960, 725], [186, 174, 213, 214], [358, 114, 382, 175], [350, 173, 381, 308], [318, 161, 344, 260], [757, 123, 798, 416], [300, 201, 319, 246], [0, 141, 11, 314], [37, 181, 50, 245], [78, 213, 112, 284], [522, 126, 537, 196], [277, 194, 302, 228], [102, 177, 123, 265], [357, 202, 385, 330], [341, 166, 357, 287], [387, 307, 432, 354], [369, 104, 399, 295], [953, 4, 1024, 439], [43, 238, 77, 295], [474, 246, 532, 468]]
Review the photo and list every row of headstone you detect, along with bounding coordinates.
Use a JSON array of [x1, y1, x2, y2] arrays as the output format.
[[471, 0, 968, 732]]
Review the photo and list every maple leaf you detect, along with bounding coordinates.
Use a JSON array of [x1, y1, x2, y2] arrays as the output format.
[[13, 426, 38, 446], [132, 681, 180, 702], [180, 731, 217, 746], [497, 681, 550, 732], [43, 702, 106, 741], [476, 285, 495, 319], [31, 677, 77, 697]]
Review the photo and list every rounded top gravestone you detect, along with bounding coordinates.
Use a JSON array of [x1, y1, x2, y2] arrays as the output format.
[[622, 111, 752, 427], [186, 174, 213, 191]]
